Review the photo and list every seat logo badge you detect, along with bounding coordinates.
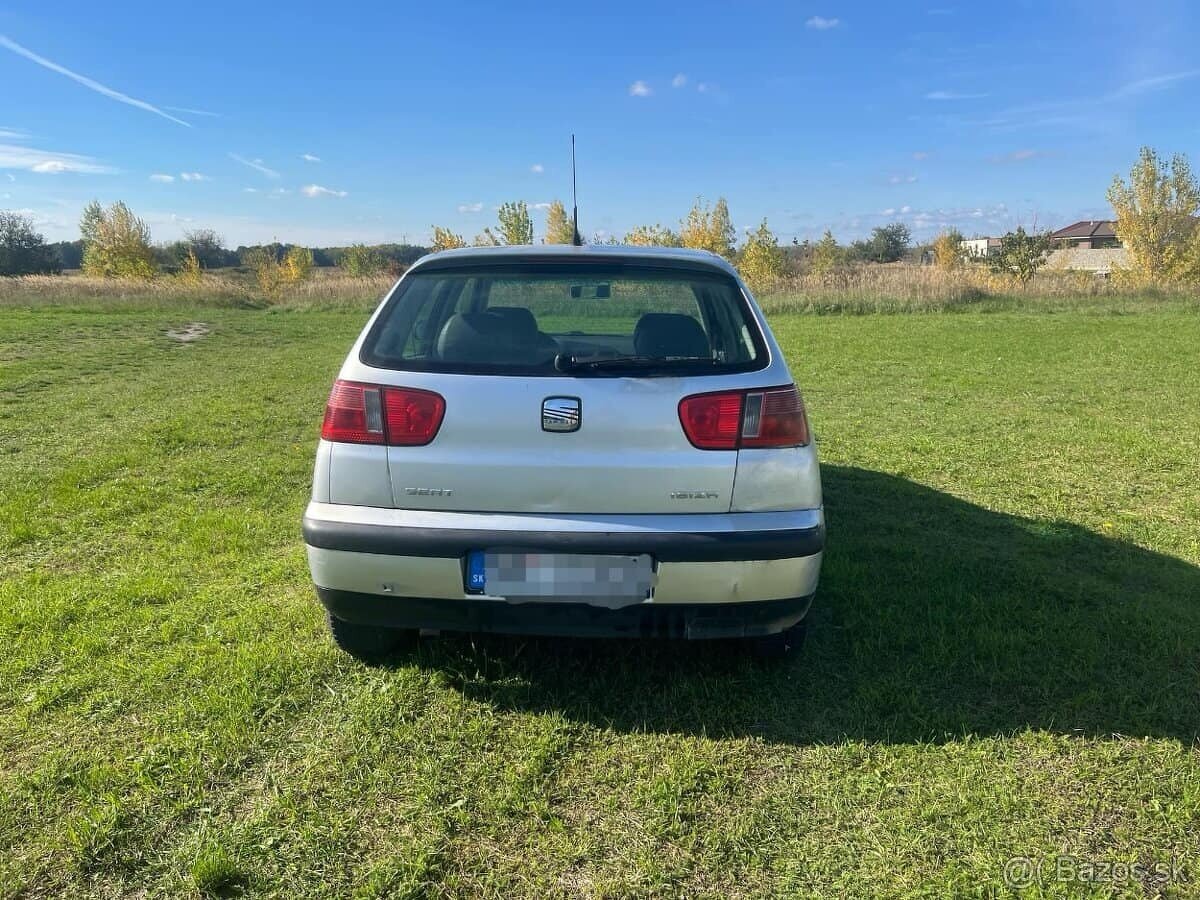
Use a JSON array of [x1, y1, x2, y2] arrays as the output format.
[[542, 396, 582, 432]]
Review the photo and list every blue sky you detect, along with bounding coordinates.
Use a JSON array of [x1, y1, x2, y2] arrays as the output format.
[[2, 0, 1198, 247]]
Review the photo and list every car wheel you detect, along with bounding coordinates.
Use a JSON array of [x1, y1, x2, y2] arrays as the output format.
[[747, 620, 807, 659], [326, 613, 415, 662]]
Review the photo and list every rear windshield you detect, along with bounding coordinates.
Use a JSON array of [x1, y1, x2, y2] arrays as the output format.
[[360, 262, 767, 377]]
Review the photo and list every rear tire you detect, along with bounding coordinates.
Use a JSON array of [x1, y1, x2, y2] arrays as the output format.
[[747, 620, 807, 659], [327, 613, 415, 662]]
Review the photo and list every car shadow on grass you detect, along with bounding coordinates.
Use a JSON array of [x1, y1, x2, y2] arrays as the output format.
[[412, 465, 1200, 744]]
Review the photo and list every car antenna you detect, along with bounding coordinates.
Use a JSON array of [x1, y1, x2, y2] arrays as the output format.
[[571, 134, 584, 246]]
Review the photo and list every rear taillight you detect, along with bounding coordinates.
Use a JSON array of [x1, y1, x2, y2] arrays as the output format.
[[678, 385, 809, 450], [321, 380, 445, 446]]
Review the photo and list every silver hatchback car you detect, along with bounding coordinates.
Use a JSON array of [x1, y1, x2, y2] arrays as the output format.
[[303, 244, 823, 658]]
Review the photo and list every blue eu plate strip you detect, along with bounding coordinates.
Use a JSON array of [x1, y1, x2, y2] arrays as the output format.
[[466, 551, 486, 593]]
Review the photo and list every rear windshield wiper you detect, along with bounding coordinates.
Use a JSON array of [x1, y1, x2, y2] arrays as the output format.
[[554, 353, 718, 373]]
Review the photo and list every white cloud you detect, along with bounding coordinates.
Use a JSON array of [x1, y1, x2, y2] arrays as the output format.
[[889, 174, 919, 184], [532, 202, 552, 211], [301, 183, 347, 198], [881, 208, 896, 216], [229, 153, 280, 178], [805, 16, 840, 29], [629, 80, 652, 97], [900, 205, 912, 213], [0, 143, 113, 175], [179, 171, 208, 181], [671, 73, 688, 88], [457, 202, 483, 213], [0, 127, 28, 140], [301, 153, 321, 162], [925, 90, 987, 100], [243, 187, 258, 193], [0, 33, 191, 127], [530, 163, 544, 174], [149, 173, 175, 182]]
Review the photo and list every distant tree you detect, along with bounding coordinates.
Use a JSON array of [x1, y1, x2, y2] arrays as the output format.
[[738, 219, 786, 293], [340, 243, 386, 276], [431, 226, 467, 252], [282, 245, 314, 283], [183, 229, 231, 268], [932, 229, 965, 271], [46, 239, 85, 270], [0, 211, 61, 276], [624, 223, 682, 247], [809, 230, 844, 275], [242, 246, 284, 296], [1107, 146, 1200, 283], [80, 200, 156, 279], [79, 200, 103, 247], [543, 200, 575, 244], [988, 227, 1051, 284], [850, 223, 912, 263], [680, 197, 736, 260], [496, 201, 534, 245]]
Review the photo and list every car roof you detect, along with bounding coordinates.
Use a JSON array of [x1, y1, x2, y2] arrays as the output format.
[[408, 243, 740, 277]]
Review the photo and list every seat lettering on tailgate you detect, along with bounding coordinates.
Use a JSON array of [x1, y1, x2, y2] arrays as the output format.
[[670, 491, 719, 500]]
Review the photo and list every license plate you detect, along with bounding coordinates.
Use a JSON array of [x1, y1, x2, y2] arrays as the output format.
[[466, 551, 653, 606]]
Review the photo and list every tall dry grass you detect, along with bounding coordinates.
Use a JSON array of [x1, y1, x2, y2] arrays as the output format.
[[0, 271, 396, 311], [757, 265, 1200, 314], [2, 265, 1197, 315]]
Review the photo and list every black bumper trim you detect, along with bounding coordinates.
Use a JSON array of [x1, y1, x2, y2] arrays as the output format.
[[317, 587, 813, 639], [302, 516, 824, 563]]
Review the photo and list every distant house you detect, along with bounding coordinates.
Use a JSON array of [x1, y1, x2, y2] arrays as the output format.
[[1049, 220, 1121, 249], [960, 237, 1002, 258]]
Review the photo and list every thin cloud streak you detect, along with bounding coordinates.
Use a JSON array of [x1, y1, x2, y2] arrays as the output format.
[[164, 105, 219, 117], [1108, 70, 1200, 100], [229, 153, 280, 178], [0, 33, 191, 127]]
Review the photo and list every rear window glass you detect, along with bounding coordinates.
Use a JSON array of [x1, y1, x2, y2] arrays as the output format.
[[361, 263, 766, 377]]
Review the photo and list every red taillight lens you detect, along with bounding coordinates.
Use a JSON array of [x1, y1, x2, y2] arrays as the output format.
[[382, 387, 445, 446], [321, 380, 444, 446], [678, 391, 744, 450], [679, 385, 809, 450]]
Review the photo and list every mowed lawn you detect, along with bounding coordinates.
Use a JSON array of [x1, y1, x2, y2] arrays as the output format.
[[1, 301, 1198, 898]]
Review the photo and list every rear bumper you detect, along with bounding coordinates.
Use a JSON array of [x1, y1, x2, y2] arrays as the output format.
[[302, 502, 824, 562], [303, 502, 824, 636], [317, 587, 814, 639]]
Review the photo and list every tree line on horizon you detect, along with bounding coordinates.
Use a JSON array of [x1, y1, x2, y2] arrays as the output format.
[[2, 146, 1199, 290]]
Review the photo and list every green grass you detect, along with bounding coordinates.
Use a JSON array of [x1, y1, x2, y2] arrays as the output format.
[[1, 301, 1198, 898]]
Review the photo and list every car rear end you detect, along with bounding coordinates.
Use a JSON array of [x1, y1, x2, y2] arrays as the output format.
[[302, 245, 823, 657]]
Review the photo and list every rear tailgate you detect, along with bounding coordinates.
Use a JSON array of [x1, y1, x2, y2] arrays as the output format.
[[383, 373, 735, 514]]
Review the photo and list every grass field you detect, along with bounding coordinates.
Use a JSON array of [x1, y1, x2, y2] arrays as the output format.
[[1, 299, 1199, 897]]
